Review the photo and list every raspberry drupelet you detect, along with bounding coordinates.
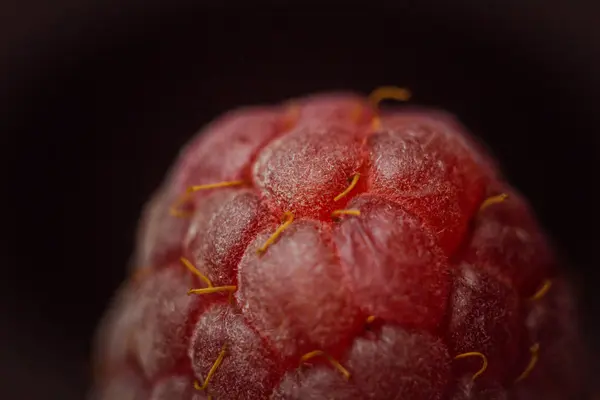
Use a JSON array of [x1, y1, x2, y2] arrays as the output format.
[[92, 87, 585, 400]]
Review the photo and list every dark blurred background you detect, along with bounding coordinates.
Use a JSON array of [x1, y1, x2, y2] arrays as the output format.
[[2, 1, 599, 399]]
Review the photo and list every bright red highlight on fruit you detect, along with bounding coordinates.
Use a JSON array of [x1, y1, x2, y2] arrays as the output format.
[[93, 88, 585, 399]]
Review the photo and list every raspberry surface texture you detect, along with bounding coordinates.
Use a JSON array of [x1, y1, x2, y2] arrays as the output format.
[[92, 89, 584, 399]]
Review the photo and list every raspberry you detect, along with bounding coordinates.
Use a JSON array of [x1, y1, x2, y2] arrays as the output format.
[[93, 88, 585, 399]]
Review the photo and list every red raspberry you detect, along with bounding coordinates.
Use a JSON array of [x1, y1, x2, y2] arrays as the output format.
[[92, 88, 585, 399]]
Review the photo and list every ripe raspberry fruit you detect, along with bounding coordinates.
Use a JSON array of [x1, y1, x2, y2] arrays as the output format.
[[92, 88, 586, 399]]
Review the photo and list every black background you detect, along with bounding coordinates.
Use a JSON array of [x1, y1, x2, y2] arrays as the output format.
[[2, 1, 599, 399]]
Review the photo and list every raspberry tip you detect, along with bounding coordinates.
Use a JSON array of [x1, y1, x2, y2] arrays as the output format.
[[169, 191, 194, 218], [187, 180, 246, 193], [193, 379, 213, 399], [300, 350, 351, 380], [169, 180, 246, 218], [351, 103, 365, 123], [194, 344, 228, 393], [478, 193, 509, 213], [331, 209, 361, 218], [180, 257, 213, 288], [528, 279, 552, 301], [515, 343, 540, 383], [334, 173, 361, 202], [370, 116, 382, 131], [181, 257, 237, 302], [368, 86, 412, 108], [130, 266, 152, 283], [256, 212, 294, 255], [454, 352, 489, 381], [281, 104, 300, 131], [187, 286, 237, 296], [367, 86, 411, 132]]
